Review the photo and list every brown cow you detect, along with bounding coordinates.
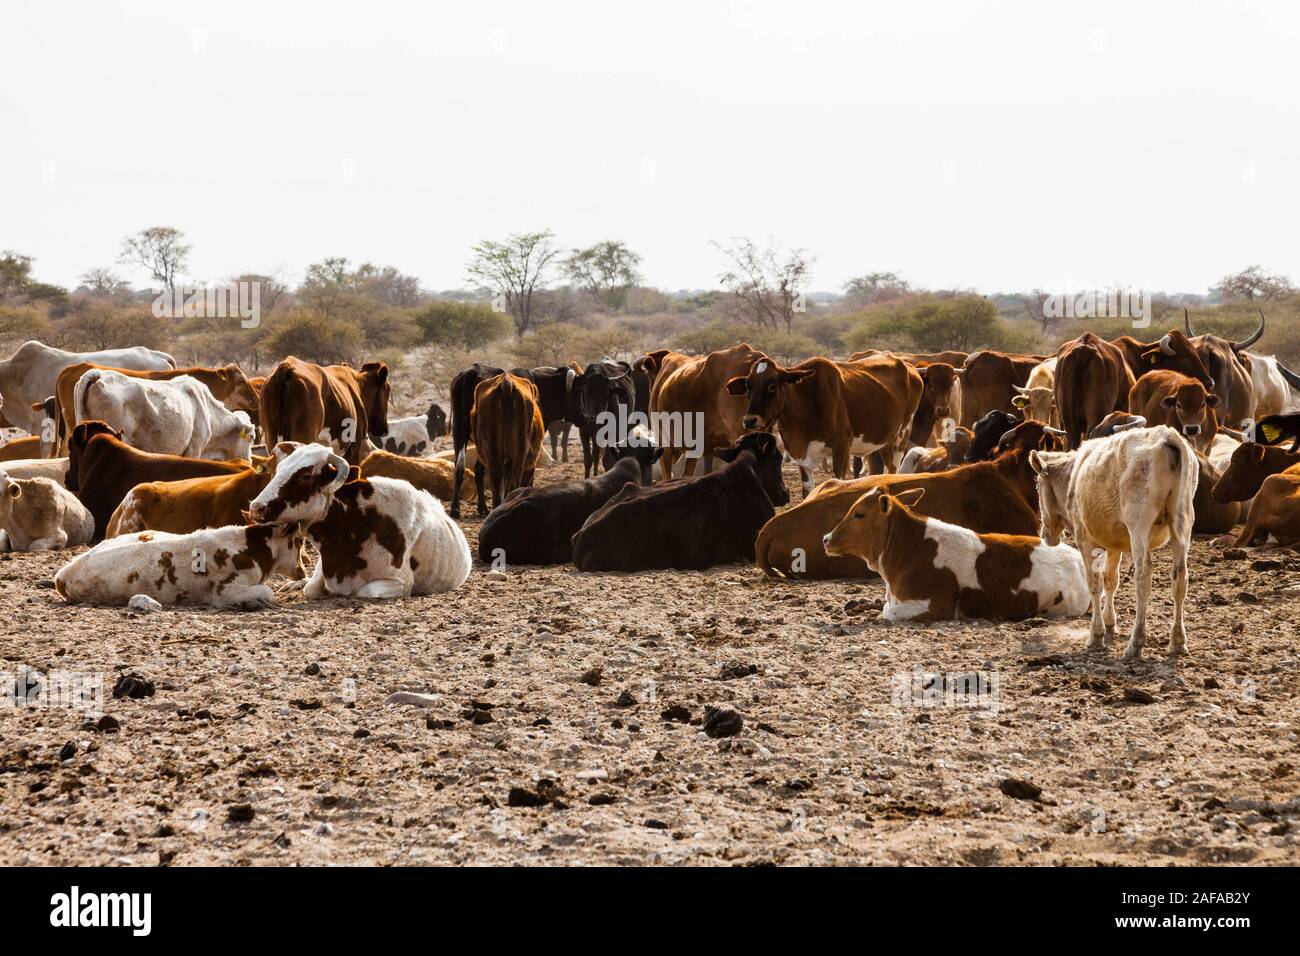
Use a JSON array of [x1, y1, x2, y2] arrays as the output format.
[[1128, 370, 1220, 453], [359, 449, 475, 503], [849, 351, 962, 447], [66, 421, 250, 538], [1183, 309, 1263, 427], [105, 457, 275, 537], [725, 355, 923, 497], [958, 351, 1046, 428], [259, 357, 390, 465], [48, 362, 260, 457], [646, 343, 764, 479], [1211, 441, 1300, 503], [1191, 453, 1241, 535], [1110, 327, 1215, 393], [0, 435, 40, 462], [1054, 333, 1136, 448], [470, 373, 544, 514], [851, 348, 969, 367], [1227, 465, 1300, 549], [755, 432, 1049, 579]]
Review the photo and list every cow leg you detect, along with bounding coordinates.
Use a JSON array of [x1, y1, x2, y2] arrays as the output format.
[[1079, 539, 1107, 651], [831, 446, 851, 481], [450, 445, 467, 518], [851, 456, 863, 477], [474, 462, 488, 516], [302, 561, 328, 599], [522, 467, 536, 488], [355, 579, 409, 600], [1101, 550, 1122, 638], [1123, 531, 1153, 660], [1167, 514, 1192, 656], [217, 583, 276, 610]]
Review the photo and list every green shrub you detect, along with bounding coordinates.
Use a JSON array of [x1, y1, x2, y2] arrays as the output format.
[[415, 300, 512, 351]]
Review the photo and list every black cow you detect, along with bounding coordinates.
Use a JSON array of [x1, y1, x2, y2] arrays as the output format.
[[426, 401, 447, 442], [477, 441, 660, 566], [577, 360, 638, 478], [964, 409, 1021, 462], [571, 432, 787, 572]]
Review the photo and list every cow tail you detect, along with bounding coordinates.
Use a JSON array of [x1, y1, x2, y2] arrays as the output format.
[[1061, 346, 1097, 448], [73, 369, 104, 425], [262, 366, 290, 449]]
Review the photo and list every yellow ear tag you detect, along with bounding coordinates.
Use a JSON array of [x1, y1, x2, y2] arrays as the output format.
[[1262, 424, 1280, 442], [1147, 353, 1158, 364], [253, 463, 265, 474]]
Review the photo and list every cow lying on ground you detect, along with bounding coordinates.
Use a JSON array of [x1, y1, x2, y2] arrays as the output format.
[[247, 443, 471, 598], [0, 472, 94, 551], [105, 458, 275, 537], [54, 523, 304, 608], [370, 401, 447, 457], [479, 448, 654, 566], [75, 369, 255, 461], [471, 372, 545, 514], [359, 449, 476, 503], [1227, 466, 1300, 549], [1211, 440, 1300, 504], [1030, 426, 1196, 659], [823, 487, 1089, 622], [0, 436, 40, 462], [899, 425, 973, 474], [571, 432, 788, 571], [756, 424, 1051, 579], [66, 421, 250, 538]]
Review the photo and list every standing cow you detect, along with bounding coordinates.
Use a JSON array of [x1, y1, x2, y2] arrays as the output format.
[[470, 373, 545, 514], [259, 357, 390, 466]]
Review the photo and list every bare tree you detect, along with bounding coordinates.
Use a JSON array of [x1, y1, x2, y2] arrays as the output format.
[[78, 268, 133, 300], [1212, 265, 1296, 302], [120, 226, 191, 293], [466, 230, 561, 339], [713, 237, 813, 333], [563, 240, 642, 310]]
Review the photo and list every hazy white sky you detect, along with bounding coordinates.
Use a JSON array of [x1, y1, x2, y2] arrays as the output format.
[[3, 0, 1298, 296]]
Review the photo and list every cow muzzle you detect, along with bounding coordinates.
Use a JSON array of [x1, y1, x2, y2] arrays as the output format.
[[247, 501, 268, 523], [742, 415, 763, 430], [1183, 425, 1201, 436]]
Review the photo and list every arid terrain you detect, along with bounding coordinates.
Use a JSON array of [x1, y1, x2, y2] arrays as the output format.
[[1, 450, 1298, 867]]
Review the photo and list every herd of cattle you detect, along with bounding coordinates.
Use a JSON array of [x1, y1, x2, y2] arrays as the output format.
[[3, 311, 1300, 660]]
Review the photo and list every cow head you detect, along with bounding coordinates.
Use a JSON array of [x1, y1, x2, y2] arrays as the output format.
[[1211, 440, 1287, 503], [1028, 450, 1076, 546], [579, 362, 633, 432], [917, 363, 959, 420], [965, 410, 1020, 462], [726, 359, 816, 431], [216, 365, 260, 413], [359, 362, 391, 439], [425, 402, 448, 440], [1011, 384, 1054, 425], [1137, 328, 1215, 391], [1160, 378, 1219, 448], [65, 420, 123, 492], [995, 421, 1067, 457], [715, 430, 788, 506], [209, 410, 256, 462], [822, 487, 926, 570], [602, 426, 663, 486], [243, 521, 311, 581], [247, 442, 350, 524], [1088, 412, 1147, 440], [1184, 308, 1264, 416]]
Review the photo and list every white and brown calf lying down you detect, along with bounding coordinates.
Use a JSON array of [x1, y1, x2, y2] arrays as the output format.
[[54, 523, 304, 608], [247, 442, 471, 599], [0, 471, 94, 552], [822, 487, 1089, 622]]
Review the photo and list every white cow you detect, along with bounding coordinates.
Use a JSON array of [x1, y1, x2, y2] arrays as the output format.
[[74, 369, 253, 461], [0, 471, 94, 551], [248, 443, 471, 599], [0, 457, 70, 486], [1244, 354, 1297, 420], [1012, 357, 1058, 426], [1030, 425, 1197, 659], [54, 523, 304, 608], [0, 341, 175, 434]]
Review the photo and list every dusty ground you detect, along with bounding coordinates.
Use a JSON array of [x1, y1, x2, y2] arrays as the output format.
[[1, 449, 1299, 867]]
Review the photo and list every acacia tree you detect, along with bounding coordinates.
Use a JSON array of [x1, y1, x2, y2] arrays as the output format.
[[842, 271, 910, 306], [563, 240, 642, 310], [466, 230, 561, 339], [1213, 265, 1295, 302], [78, 267, 133, 299], [713, 237, 813, 333], [120, 227, 191, 293]]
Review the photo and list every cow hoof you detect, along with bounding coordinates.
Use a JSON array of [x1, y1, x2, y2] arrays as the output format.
[[1121, 645, 1143, 661]]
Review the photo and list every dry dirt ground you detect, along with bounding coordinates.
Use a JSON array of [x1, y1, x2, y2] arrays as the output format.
[[1, 451, 1299, 867]]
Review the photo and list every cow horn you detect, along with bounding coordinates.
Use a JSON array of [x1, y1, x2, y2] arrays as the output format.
[[329, 454, 350, 489], [1013, 384, 1029, 394], [1233, 308, 1266, 351], [1043, 425, 1067, 436], [1183, 308, 1195, 336], [1114, 417, 1146, 432], [565, 368, 576, 393], [1159, 333, 1175, 355]]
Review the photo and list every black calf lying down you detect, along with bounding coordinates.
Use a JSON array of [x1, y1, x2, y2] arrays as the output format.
[[477, 443, 658, 566], [571, 432, 788, 571]]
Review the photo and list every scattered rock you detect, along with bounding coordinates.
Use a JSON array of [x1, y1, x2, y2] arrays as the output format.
[[719, 661, 758, 680], [1203, 677, 1221, 689], [112, 673, 155, 700], [1080, 676, 1110, 693], [614, 690, 637, 707], [485, 569, 508, 582], [303, 662, 321, 676], [126, 594, 162, 615], [57, 741, 76, 762], [1222, 548, 1248, 560], [644, 818, 669, 829], [1251, 558, 1282, 571], [1123, 687, 1157, 705], [1023, 654, 1065, 669], [702, 706, 743, 738], [426, 716, 455, 730], [507, 779, 566, 809], [576, 768, 608, 783], [998, 777, 1042, 801], [353, 728, 371, 739], [384, 691, 438, 708], [290, 698, 322, 710], [226, 803, 255, 823], [588, 792, 618, 806], [92, 714, 120, 733], [579, 667, 603, 686], [660, 703, 692, 723]]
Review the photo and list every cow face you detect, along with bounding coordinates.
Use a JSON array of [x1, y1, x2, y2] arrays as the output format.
[[1160, 380, 1219, 445], [918, 363, 959, 420], [715, 430, 789, 506], [579, 362, 633, 430], [1211, 441, 1274, 503], [359, 362, 391, 439], [822, 487, 925, 568], [426, 402, 448, 440], [1138, 329, 1214, 391], [247, 442, 350, 524], [219, 365, 261, 413], [1028, 450, 1075, 546], [211, 411, 256, 462], [1011, 385, 1054, 425], [726, 360, 816, 431], [994, 421, 1067, 457], [65, 420, 123, 492], [603, 427, 663, 486], [965, 410, 1020, 462]]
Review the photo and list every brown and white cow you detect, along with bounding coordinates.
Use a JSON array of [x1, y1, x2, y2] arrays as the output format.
[[822, 487, 1089, 622], [725, 354, 923, 497], [0, 472, 94, 551], [1054, 333, 1136, 448], [1127, 370, 1220, 453], [259, 357, 390, 465], [645, 343, 765, 479], [469, 373, 545, 514]]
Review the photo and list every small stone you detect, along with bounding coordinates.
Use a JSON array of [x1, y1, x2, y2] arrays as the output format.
[[485, 569, 507, 582], [719, 661, 758, 680], [644, 818, 669, 829], [1123, 687, 1157, 705], [353, 728, 371, 738], [57, 741, 76, 762], [998, 777, 1041, 801], [1203, 677, 1221, 689], [226, 803, 255, 823], [384, 691, 438, 708], [303, 662, 321, 676], [579, 667, 603, 686], [576, 768, 608, 783], [660, 703, 692, 723], [126, 594, 162, 614], [614, 690, 637, 707], [1252, 558, 1282, 571], [702, 706, 743, 738], [112, 673, 155, 700], [94, 714, 120, 733]]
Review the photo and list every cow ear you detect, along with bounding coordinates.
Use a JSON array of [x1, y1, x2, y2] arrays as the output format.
[[877, 494, 892, 513], [6, 483, 21, 499], [1029, 450, 1044, 474], [1161, 395, 1178, 408], [218, 368, 229, 381], [1253, 442, 1267, 460], [725, 376, 748, 395], [1143, 350, 1160, 365], [347, 465, 362, 483], [1206, 394, 1220, 406], [782, 368, 816, 384], [240, 508, 253, 525]]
